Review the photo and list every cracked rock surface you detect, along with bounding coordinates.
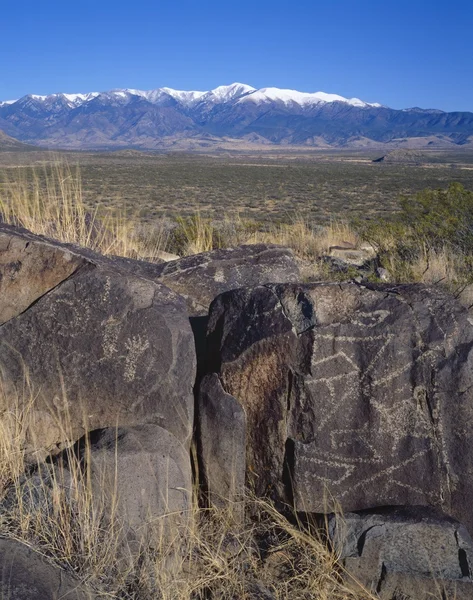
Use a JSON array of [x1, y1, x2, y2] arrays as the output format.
[[329, 506, 473, 598], [199, 282, 473, 534], [0, 537, 97, 599], [152, 244, 300, 317]]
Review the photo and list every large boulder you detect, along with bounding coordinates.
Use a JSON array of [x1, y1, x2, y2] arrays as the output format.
[[329, 506, 473, 599], [0, 537, 96, 599], [86, 425, 192, 536], [0, 224, 196, 457], [199, 282, 473, 533], [153, 244, 300, 317]]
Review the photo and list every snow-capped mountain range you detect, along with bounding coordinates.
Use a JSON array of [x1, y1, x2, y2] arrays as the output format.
[[0, 83, 382, 110], [0, 83, 471, 149]]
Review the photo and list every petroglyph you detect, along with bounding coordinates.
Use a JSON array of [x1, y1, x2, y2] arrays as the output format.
[[101, 316, 121, 360], [290, 301, 452, 512], [101, 276, 111, 303], [124, 335, 150, 382]]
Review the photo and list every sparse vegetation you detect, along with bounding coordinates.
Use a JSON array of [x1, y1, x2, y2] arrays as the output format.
[[0, 378, 374, 600], [1, 149, 473, 224], [1, 160, 472, 292], [360, 183, 473, 288]]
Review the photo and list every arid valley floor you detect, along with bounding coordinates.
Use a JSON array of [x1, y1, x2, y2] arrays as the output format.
[[2, 147, 473, 224]]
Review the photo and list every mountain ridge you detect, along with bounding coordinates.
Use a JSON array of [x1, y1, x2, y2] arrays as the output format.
[[1, 83, 472, 150]]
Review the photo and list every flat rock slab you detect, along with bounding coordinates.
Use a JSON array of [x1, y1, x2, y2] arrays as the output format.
[[0, 224, 196, 457], [0, 225, 86, 325], [329, 507, 473, 599], [153, 244, 300, 316], [0, 537, 96, 599], [198, 373, 246, 514], [201, 282, 473, 534]]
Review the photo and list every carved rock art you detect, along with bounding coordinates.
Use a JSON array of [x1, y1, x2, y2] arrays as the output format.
[[200, 282, 473, 533], [0, 224, 196, 457]]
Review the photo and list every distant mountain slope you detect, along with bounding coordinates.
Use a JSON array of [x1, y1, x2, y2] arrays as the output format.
[[1, 83, 472, 149], [0, 129, 38, 151]]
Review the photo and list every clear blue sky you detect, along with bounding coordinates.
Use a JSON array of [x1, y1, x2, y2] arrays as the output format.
[[1, 0, 472, 112]]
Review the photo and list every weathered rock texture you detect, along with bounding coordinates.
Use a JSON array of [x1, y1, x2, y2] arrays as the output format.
[[153, 244, 300, 316], [0, 537, 96, 599], [0, 224, 196, 456], [86, 425, 192, 534], [198, 373, 246, 512], [329, 507, 473, 599], [201, 282, 473, 533]]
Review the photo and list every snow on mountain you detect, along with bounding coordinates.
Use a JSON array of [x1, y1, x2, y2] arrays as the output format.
[[0, 83, 381, 110], [1, 82, 470, 150], [205, 83, 256, 102], [238, 87, 381, 108], [160, 88, 207, 105], [62, 92, 99, 105]]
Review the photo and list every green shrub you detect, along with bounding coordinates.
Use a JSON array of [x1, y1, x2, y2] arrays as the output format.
[[398, 182, 473, 253], [359, 183, 473, 285]]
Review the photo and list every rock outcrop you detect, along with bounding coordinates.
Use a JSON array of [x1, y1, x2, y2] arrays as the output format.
[[0, 224, 196, 459], [4, 222, 473, 598], [153, 244, 300, 317], [199, 281, 473, 533], [329, 506, 473, 599], [0, 537, 96, 599]]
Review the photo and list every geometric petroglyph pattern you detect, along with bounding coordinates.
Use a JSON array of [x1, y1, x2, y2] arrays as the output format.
[[290, 294, 459, 513]]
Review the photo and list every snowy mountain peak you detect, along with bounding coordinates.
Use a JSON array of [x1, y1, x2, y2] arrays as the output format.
[[62, 92, 99, 105], [161, 88, 207, 105], [1, 84, 381, 110], [208, 83, 256, 100], [238, 87, 380, 108]]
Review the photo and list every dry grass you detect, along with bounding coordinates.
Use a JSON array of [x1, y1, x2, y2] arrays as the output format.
[[248, 218, 361, 261], [0, 161, 172, 261], [0, 378, 375, 600], [410, 246, 464, 285], [0, 161, 364, 267]]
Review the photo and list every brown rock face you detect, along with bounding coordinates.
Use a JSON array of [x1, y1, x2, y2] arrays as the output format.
[[200, 282, 473, 533], [0, 226, 85, 325], [0, 225, 196, 456]]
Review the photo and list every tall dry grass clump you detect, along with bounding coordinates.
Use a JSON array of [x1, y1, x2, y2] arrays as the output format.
[[0, 161, 172, 261], [0, 377, 374, 599], [248, 218, 360, 261]]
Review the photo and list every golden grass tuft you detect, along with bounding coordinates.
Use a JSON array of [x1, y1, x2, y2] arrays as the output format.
[[0, 161, 171, 261], [0, 377, 375, 599], [248, 218, 361, 261]]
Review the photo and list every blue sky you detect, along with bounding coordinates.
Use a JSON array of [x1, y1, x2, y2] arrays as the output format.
[[1, 0, 472, 111]]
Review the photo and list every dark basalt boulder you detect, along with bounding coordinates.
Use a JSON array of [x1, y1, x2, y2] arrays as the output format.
[[0, 537, 96, 599], [199, 281, 473, 534], [328, 506, 473, 599], [85, 425, 192, 535], [153, 244, 300, 317], [0, 224, 196, 458]]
